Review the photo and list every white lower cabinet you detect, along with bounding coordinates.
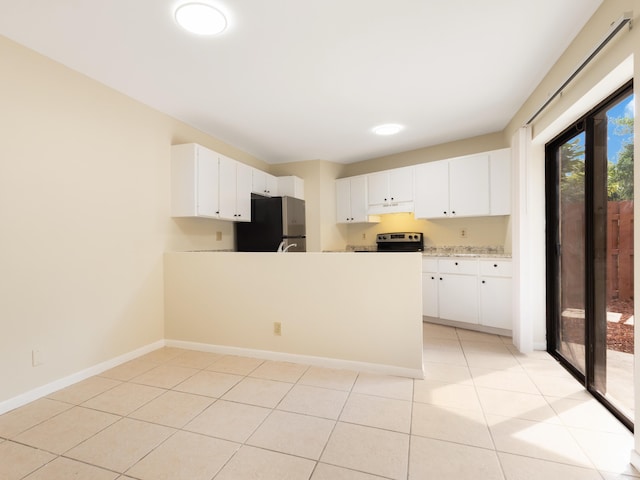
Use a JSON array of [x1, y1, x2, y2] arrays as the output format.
[[422, 256, 512, 332], [422, 258, 439, 317], [439, 274, 479, 324], [438, 258, 479, 324], [422, 273, 439, 317], [479, 259, 512, 329]]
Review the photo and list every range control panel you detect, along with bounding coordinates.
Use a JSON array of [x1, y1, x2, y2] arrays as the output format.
[[376, 232, 423, 243], [376, 232, 424, 251]]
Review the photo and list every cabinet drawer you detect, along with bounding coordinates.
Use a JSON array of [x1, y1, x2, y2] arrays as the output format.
[[422, 258, 438, 272], [480, 259, 512, 277], [438, 258, 478, 275]]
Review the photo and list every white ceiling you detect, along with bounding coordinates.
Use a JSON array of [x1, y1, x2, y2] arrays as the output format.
[[0, 0, 603, 164]]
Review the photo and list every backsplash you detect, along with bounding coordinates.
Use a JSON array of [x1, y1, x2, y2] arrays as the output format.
[[345, 213, 511, 252]]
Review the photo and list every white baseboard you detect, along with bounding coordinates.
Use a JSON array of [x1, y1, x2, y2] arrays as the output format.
[[0, 340, 165, 416], [630, 449, 640, 473], [165, 339, 425, 379]]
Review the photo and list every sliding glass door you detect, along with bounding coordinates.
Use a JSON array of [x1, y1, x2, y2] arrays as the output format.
[[546, 81, 634, 429], [554, 130, 587, 376]]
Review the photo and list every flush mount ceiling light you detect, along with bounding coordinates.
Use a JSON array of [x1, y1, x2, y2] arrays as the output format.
[[175, 3, 227, 35], [372, 124, 404, 136]]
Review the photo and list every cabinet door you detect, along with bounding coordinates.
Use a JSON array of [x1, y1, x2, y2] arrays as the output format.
[[171, 143, 219, 218], [438, 258, 479, 275], [449, 154, 490, 217], [438, 274, 479, 324], [480, 259, 512, 277], [480, 276, 512, 329], [251, 168, 266, 195], [218, 155, 237, 220], [265, 173, 278, 196], [195, 146, 219, 217], [367, 171, 389, 206], [235, 161, 252, 222], [414, 161, 450, 219], [388, 167, 413, 203], [336, 178, 352, 223], [489, 148, 511, 215], [278, 176, 304, 200], [349, 175, 371, 222], [422, 272, 439, 317]]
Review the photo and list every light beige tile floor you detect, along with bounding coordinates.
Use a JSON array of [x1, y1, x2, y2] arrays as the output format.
[[0, 322, 638, 480]]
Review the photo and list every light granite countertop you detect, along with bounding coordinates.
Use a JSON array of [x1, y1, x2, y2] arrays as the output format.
[[345, 245, 511, 258], [422, 252, 512, 258]]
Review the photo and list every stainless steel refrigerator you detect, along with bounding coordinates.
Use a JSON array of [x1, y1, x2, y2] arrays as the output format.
[[235, 196, 306, 252]]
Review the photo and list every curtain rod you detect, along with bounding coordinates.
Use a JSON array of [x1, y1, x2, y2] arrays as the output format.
[[524, 12, 632, 126]]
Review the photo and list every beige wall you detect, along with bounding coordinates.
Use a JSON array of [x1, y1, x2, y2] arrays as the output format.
[[0, 35, 267, 405], [164, 252, 424, 376]]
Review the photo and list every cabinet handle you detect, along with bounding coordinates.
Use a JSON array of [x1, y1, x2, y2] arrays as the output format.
[[452, 211, 456, 215], [454, 262, 458, 266], [482, 280, 486, 284], [431, 276, 435, 280], [439, 277, 443, 281], [391, 197, 394, 200], [494, 264, 498, 267], [443, 211, 447, 215]]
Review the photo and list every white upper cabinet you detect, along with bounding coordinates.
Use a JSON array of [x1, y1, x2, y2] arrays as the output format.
[[414, 149, 510, 219], [171, 143, 219, 218], [252, 169, 278, 197], [449, 153, 490, 217], [414, 161, 450, 219], [278, 176, 305, 200], [171, 144, 309, 223], [367, 166, 414, 214], [336, 175, 380, 223], [489, 148, 511, 215], [218, 155, 252, 222]]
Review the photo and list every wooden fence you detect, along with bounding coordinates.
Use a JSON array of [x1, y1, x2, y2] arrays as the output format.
[[607, 200, 634, 303], [561, 200, 634, 308]]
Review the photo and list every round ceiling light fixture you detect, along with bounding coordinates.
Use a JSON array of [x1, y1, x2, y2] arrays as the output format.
[[372, 123, 404, 136], [175, 3, 227, 35]]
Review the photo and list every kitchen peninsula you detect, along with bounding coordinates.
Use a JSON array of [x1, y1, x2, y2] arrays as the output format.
[[164, 251, 424, 377]]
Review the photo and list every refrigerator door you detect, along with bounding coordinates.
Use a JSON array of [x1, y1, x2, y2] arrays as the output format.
[[235, 196, 283, 251], [282, 196, 306, 237], [235, 196, 307, 252]]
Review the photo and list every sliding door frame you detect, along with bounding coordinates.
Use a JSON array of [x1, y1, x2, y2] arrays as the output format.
[[546, 80, 634, 431]]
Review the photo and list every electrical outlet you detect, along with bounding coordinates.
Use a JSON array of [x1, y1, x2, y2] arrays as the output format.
[[459, 228, 468, 238], [216, 231, 222, 241], [273, 322, 282, 336], [32, 349, 43, 367]]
